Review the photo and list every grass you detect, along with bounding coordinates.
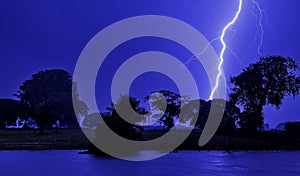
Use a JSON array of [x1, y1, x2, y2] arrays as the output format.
[[0, 129, 91, 150]]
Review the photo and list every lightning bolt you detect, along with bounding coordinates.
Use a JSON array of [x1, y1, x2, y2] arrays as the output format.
[[209, 0, 242, 100], [251, 0, 264, 57], [182, 36, 220, 67], [184, 0, 265, 100]]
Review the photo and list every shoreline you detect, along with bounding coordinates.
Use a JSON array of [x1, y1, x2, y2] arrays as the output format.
[[1, 143, 299, 152], [0, 129, 299, 152]]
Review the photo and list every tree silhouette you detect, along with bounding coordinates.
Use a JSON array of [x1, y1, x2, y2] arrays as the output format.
[[146, 90, 189, 129], [0, 99, 24, 129], [216, 100, 240, 135], [230, 56, 300, 133], [82, 113, 103, 129], [101, 94, 146, 140], [285, 122, 300, 140], [35, 104, 55, 133], [15, 69, 88, 130], [182, 99, 240, 135]]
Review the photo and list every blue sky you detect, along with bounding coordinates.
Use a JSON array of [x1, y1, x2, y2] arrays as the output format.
[[0, 0, 300, 128]]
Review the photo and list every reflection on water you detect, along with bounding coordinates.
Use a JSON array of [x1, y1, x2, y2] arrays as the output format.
[[0, 150, 299, 176]]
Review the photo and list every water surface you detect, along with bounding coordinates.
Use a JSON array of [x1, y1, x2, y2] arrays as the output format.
[[0, 150, 299, 176]]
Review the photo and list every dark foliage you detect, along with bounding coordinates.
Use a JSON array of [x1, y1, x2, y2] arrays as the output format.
[[285, 122, 300, 140], [230, 56, 300, 133], [14, 69, 88, 130], [99, 94, 146, 140], [146, 90, 189, 129], [0, 99, 24, 129]]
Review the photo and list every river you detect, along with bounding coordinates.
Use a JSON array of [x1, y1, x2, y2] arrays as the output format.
[[0, 150, 299, 176]]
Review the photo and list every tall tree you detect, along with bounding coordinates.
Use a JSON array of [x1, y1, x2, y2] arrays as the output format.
[[230, 56, 300, 133], [15, 69, 88, 131]]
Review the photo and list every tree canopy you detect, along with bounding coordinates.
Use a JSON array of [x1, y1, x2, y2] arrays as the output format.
[[101, 94, 146, 140], [14, 69, 88, 130], [146, 90, 189, 129], [230, 56, 300, 132], [0, 99, 24, 128]]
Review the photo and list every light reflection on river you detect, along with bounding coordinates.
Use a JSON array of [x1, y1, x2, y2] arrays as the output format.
[[0, 150, 299, 176]]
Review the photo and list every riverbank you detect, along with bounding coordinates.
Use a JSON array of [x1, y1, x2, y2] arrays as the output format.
[[0, 129, 90, 150], [0, 129, 299, 151]]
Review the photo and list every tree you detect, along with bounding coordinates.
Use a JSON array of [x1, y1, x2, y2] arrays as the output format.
[[15, 69, 88, 131], [0, 99, 24, 129], [216, 100, 240, 135], [35, 104, 55, 133], [146, 90, 189, 129], [230, 56, 300, 133], [100, 94, 146, 140], [285, 122, 300, 140], [82, 113, 103, 129], [182, 99, 240, 135]]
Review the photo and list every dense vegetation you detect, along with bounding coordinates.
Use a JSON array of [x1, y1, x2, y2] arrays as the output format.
[[0, 56, 300, 151]]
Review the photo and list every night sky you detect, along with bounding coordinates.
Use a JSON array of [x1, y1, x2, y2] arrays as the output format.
[[0, 0, 300, 128]]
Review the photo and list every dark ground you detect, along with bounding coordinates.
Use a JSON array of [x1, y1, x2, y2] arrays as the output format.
[[0, 129, 299, 151], [0, 129, 90, 150]]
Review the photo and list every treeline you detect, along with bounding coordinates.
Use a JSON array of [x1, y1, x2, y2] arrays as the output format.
[[0, 56, 300, 142]]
